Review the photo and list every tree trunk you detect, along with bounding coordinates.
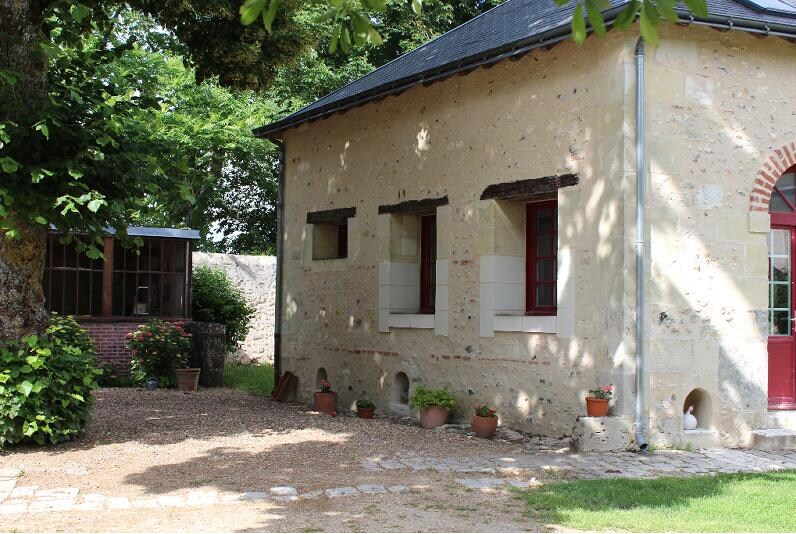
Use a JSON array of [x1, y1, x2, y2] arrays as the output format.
[[0, 217, 49, 340], [0, 1, 50, 340]]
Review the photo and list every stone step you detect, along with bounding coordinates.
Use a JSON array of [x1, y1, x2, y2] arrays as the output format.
[[767, 411, 796, 431], [750, 428, 796, 450]]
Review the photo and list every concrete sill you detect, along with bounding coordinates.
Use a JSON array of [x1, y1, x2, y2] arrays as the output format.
[[388, 313, 434, 329], [494, 315, 556, 334]]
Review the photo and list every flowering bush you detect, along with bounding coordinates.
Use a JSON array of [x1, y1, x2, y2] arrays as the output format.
[[319, 379, 333, 393], [588, 384, 614, 400], [474, 404, 497, 418], [126, 320, 192, 388]]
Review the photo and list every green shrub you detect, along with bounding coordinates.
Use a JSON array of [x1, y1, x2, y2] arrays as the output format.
[[191, 266, 256, 354], [126, 320, 192, 388], [409, 385, 456, 410], [0, 315, 102, 447], [356, 398, 376, 409]]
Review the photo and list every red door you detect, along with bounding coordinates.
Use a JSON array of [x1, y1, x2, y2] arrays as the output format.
[[768, 223, 796, 409], [768, 169, 796, 409]]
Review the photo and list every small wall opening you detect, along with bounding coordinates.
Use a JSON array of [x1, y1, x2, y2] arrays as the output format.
[[315, 368, 328, 390], [683, 388, 713, 430], [392, 372, 409, 405]]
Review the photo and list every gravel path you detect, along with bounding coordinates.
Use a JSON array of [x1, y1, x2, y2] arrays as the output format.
[[5, 388, 795, 532], [0, 388, 546, 532]]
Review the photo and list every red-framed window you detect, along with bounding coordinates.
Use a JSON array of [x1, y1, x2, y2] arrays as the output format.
[[420, 214, 437, 314], [526, 200, 557, 315]]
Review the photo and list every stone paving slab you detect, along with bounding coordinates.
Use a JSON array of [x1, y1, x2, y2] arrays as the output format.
[[4, 447, 796, 516]]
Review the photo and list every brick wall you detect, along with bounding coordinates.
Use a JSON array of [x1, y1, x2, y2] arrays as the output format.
[[80, 322, 135, 373]]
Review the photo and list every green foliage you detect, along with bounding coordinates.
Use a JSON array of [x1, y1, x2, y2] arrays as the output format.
[[191, 266, 256, 354], [356, 398, 376, 409], [587, 384, 614, 400], [0, 315, 101, 447], [523, 471, 796, 532], [224, 362, 275, 396], [474, 404, 497, 418], [409, 385, 455, 410], [126, 320, 192, 387]]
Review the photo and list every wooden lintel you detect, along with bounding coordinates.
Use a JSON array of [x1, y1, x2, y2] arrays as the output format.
[[306, 207, 356, 225], [480, 174, 578, 201], [378, 196, 449, 215]]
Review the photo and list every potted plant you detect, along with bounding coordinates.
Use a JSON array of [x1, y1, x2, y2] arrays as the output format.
[[472, 404, 498, 439], [126, 320, 194, 391], [313, 379, 337, 415], [356, 399, 376, 419], [585, 384, 614, 416], [409, 385, 456, 429]]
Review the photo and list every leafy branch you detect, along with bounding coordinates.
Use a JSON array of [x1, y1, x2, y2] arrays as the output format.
[[241, 0, 708, 50]]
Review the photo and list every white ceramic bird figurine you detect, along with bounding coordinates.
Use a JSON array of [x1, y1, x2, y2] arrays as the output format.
[[684, 405, 698, 430]]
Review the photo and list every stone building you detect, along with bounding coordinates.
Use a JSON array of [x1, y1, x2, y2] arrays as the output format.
[[255, 0, 796, 449]]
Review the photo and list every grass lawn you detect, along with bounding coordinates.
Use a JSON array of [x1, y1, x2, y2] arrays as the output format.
[[224, 362, 274, 396], [523, 470, 796, 532]]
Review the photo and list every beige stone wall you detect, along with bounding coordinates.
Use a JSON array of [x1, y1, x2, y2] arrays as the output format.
[[193, 253, 276, 364], [277, 25, 796, 443], [279, 31, 637, 437], [643, 26, 796, 446]]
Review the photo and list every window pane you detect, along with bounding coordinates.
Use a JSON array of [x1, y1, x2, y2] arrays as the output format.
[[162, 274, 186, 316], [164, 241, 186, 272], [63, 271, 77, 315], [773, 256, 790, 281], [773, 310, 791, 335], [536, 234, 553, 256], [773, 283, 791, 310], [92, 271, 103, 316], [536, 258, 555, 281], [536, 284, 555, 307], [50, 270, 64, 314], [537, 208, 555, 232], [149, 239, 162, 272]]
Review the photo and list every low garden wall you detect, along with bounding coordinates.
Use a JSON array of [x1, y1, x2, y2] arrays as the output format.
[[192, 252, 276, 364]]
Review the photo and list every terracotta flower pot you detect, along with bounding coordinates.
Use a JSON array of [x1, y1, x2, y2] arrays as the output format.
[[314, 391, 337, 415], [419, 406, 449, 429], [472, 415, 498, 439], [585, 396, 609, 417], [357, 407, 375, 419], [176, 368, 200, 393]]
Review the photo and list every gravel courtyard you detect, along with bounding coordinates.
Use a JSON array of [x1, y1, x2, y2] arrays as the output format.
[[0, 388, 547, 532], [4, 388, 796, 532]]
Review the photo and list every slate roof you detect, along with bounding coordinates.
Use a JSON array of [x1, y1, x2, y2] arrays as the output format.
[[254, 0, 796, 138]]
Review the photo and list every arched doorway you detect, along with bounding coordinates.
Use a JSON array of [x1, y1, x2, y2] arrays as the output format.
[[768, 166, 796, 409]]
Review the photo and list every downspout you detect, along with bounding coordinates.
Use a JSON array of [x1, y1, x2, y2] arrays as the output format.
[[273, 139, 286, 390], [634, 37, 649, 451]]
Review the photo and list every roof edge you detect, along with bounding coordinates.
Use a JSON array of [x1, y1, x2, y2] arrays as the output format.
[[254, 7, 796, 139]]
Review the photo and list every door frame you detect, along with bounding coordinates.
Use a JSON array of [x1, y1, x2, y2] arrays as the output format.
[[769, 214, 796, 410]]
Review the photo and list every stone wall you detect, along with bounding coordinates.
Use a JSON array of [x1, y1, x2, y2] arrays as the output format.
[[192, 253, 276, 364], [279, 31, 633, 438], [276, 24, 796, 446]]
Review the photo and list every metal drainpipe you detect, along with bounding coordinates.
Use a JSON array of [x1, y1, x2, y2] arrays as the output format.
[[273, 139, 286, 390], [634, 37, 649, 451]]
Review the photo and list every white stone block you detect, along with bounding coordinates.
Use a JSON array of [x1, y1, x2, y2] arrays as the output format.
[[435, 259, 449, 286], [409, 314, 434, 329]]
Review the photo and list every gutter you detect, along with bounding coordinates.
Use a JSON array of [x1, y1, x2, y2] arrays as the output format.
[[634, 37, 648, 451], [273, 140, 286, 389]]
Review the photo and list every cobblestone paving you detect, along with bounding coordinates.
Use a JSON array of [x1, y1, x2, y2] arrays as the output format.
[[3, 448, 796, 515]]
